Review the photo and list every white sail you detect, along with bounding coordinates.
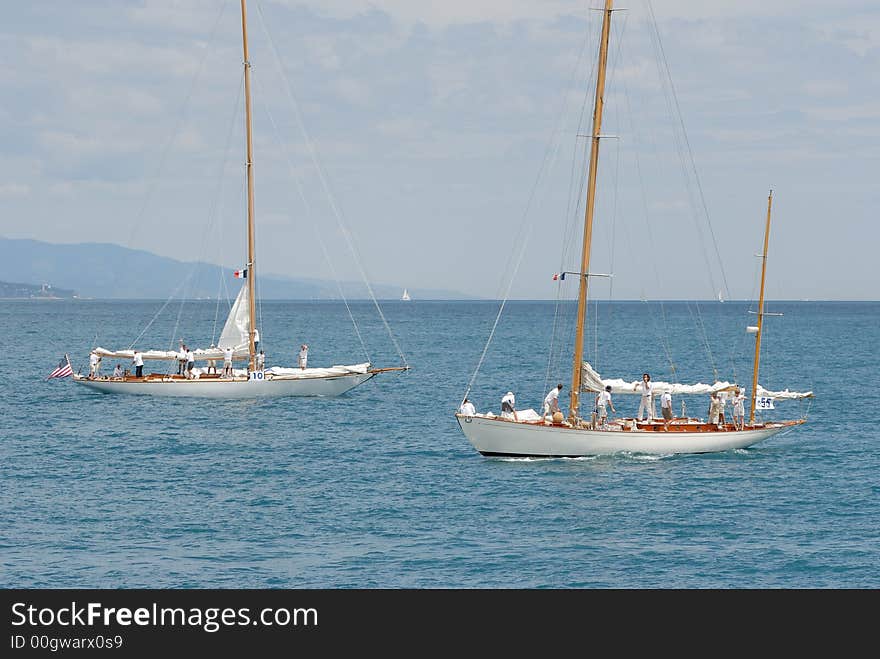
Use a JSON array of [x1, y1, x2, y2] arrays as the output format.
[[219, 284, 250, 349], [581, 361, 812, 399], [91, 284, 252, 361]]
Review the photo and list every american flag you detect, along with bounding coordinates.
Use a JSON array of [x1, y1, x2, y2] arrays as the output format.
[[47, 354, 73, 380]]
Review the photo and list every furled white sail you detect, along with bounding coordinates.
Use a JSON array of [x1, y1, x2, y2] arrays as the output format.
[[219, 284, 250, 349], [756, 385, 813, 400], [581, 361, 812, 399], [266, 363, 370, 378], [92, 285, 252, 362]]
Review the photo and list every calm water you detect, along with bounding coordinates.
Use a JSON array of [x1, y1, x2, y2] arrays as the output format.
[[1, 299, 878, 588]]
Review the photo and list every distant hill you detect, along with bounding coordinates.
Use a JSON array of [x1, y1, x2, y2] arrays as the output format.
[[0, 238, 472, 300], [0, 280, 77, 299]]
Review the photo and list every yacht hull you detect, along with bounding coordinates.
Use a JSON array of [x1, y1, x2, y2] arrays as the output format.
[[456, 414, 800, 457], [74, 372, 375, 399]]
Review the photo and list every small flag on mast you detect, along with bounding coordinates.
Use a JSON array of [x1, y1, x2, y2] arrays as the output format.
[[47, 354, 73, 380], [552, 272, 565, 281], [234, 269, 247, 279]]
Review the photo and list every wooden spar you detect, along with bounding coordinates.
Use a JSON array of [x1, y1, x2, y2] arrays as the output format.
[[368, 366, 411, 374], [240, 0, 257, 372], [569, 0, 614, 420], [749, 190, 773, 424]]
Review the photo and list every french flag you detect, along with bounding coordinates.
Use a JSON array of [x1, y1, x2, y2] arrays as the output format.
[[552, 272, 565, 281], [234, 269, 247, 279]]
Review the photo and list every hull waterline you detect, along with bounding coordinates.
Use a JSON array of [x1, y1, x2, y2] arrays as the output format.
[[74, 372, 374, 398], [456, 414, 800, 457]]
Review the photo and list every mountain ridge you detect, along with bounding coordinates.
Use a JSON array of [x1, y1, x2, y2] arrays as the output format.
[[0, 237, 473, 300]]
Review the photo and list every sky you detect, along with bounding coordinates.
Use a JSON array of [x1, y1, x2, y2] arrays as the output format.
[[1, 0, 878, 300]]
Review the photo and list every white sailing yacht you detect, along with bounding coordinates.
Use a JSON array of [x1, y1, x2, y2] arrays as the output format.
[[401, 289, 411, 301], [456, 0, 811, 457], [73, 0, 406, 399]]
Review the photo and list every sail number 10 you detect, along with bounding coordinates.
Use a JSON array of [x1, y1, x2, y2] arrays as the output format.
[[249, 371, 265, 381]]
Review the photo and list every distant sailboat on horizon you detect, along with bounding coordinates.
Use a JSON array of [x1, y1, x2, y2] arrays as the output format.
[[401, 288, 411, 301]]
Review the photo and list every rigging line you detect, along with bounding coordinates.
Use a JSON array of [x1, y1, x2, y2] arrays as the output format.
[[314, 225, 371, 362], [544, 9, 599, 396], [206, 68, 246, 346], [561, 20, 600, 260], [641, 9, 716, 306], [603, 122, 622, 371], [617, 42, 704, 381], [251, 72, 371, 363], [688, 300, 717, 382], [474, 8, 603, 400], [693, 301, 718, 382], [543, 280, 568, 405], [254, 2, 406, 367], [617, 65, 679, 377], [461, 228, 532, 404], [645, 0, 731, 303], [122, 0, 230, 262], [127, 273, 195, 351], [592, 11, 629, 372]]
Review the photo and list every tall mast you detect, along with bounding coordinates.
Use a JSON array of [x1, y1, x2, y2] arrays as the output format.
[[749, 190, 773, 425], [569, 0, 614, 420], [239, 0, 257, 371]]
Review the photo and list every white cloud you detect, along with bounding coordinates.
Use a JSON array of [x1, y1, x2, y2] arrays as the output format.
[[0, 183, 30, 198]]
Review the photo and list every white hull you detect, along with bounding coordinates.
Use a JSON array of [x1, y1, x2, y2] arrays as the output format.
[[456, 414, 799, 457], [74, 372, 374, 399]]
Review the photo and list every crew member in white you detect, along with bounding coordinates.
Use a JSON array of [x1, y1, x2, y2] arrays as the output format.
[[298, 344, 309, 370], [596, 385, 615, 427], [185, 347, 195, 379], [206, 345, 217, 375], [222, 346, 233, 378], [459, 398, 476, 416], [732, 387, 745, 430], [635, 373, 654, 421], [543, 383, 563, 417], [88, 351, 101, 379], [660, 390, 673, 431], [132, 350, 144, 378], [177, 342, 187, 376], [256, 350, 265, 371], [501, 391, 517, 420]]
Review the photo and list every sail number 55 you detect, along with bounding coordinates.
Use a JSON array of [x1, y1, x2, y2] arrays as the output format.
[[755, 396, 774, 410]]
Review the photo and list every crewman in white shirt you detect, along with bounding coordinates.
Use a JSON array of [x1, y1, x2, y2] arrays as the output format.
[[132, 350, 144, 378], [660, 390, 673, 431], [222, 346, 233, 378], [501, 391, 517, 420], [543, 383, 563, 417], [185, 348, 195, 379], [635, 373, 655, 421], [298, 344, 309, 370], [89, 351, 101, 379], [596, 385, 615, 427], [459, 398, 476, 416]]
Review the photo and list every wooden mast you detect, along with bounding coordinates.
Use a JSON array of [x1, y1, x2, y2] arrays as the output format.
[[239, 0, 257, 372], [570, 0, 614, 420], [749, 190, 773, 425]]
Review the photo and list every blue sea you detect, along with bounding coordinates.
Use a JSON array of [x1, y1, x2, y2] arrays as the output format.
[[1, 299, 878, 588]]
